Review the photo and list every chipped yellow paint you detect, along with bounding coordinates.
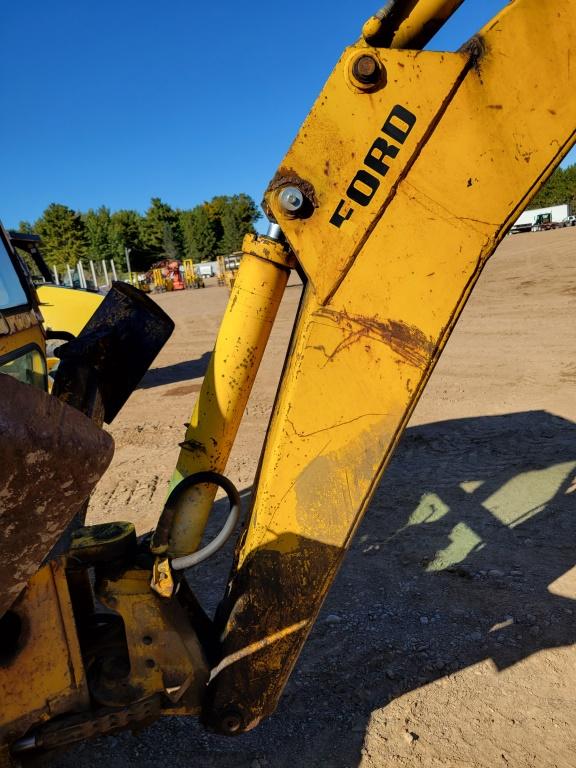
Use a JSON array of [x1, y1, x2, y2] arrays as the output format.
[[0, 317, 44, 360], [267, 48, 469, 304], [150, 556, 175, 598], [0, 562, 88, 741], [246, 0, 576, 566], [4, 0, 575, 745], [98, 569, 208, 710], [166, 234, 293, 557], [202, 3, 576, 726], [362, 1, 465, 49]]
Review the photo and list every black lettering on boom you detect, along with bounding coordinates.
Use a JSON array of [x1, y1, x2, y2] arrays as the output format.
[[330, 200, 354, 228], [364, 137, 398, 176], [347, 170, 380, 207], [382, 105, 417, 144], [329, 104, 417, 229]]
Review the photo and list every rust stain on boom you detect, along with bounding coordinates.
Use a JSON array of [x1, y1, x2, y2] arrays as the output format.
[[314, 306, 434, 369]]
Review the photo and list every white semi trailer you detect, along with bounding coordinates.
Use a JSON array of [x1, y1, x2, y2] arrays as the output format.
[[510, 203, 571, 233]]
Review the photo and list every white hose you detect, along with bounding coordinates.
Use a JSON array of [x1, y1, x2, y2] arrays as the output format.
[[153, 470, 242, 571], [171, 495, 241, 570]]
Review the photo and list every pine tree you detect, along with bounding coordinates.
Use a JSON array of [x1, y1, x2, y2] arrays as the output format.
[[140, 198, 183, 259], [219, 194, 261, 253], [528, 163, 576, 210], [180, 206, 217, 262], [84, 206, 117, 264], [17, 192, 263, 268], [34, 204, 88, 268]]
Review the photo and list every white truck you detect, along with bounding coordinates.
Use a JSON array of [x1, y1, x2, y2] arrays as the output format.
[[510, 203, 571, 233], [196, 262, 217, 278]]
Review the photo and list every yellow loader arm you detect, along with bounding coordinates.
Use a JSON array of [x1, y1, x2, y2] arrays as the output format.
[[192, 0, 576, 733], [2, 0, 576, 760]]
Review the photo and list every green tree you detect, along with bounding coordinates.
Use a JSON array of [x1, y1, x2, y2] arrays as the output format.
[[203, 195, 227, 247], [140, 197, 183, 259], [15, 191, 262, 269], [179, 194, 261, 261], [34, 203, 88, 268], [162, 221, 180, 260], [84, 206, 117, 264], [219, 193, 261, 253], [528, 163, 576, 210], [110, 209, 143, 267], [180, 206, 218, 262]]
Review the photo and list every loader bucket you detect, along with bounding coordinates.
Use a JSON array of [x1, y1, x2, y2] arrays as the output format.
[[52, 281, 175, 424], [0, 373, 114, 618]]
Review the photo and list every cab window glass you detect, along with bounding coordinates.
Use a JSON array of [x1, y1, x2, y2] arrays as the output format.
[[0, 347, 46, 390], [0, 236, 28, 310]]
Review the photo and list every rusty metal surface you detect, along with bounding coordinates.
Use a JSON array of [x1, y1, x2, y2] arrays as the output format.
[[97, 569, 209, 711], [2, 311, 39, 334], [264, 169, 319, 222], [313, 307, 435, 370], [31, 694, 163, 752], [0, 561, 90, 745], [204, 534, 340, 733], [0, 373, 114, 617]]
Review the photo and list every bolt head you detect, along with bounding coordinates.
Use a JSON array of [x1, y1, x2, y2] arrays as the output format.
[[278, 186, 305, 214], [352, 54, 382, 86]]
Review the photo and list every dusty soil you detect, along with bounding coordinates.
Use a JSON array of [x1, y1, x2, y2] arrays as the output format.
[[54, 227, 576, 768]]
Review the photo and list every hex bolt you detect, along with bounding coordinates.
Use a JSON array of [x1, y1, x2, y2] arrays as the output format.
[[278, 186, 305, 215], [351, 54, 382, 86]]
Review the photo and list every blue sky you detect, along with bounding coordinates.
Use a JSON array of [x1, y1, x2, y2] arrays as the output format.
[[1, 1, 574, 231]]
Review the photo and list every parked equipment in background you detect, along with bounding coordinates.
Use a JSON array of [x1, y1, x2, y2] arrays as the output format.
[[196, 262, 215, 279], [183, 259, 206, 288], [150, 260, 185, 292], [510, 203, 572, 233], [217, 252, 242, 290], [531, 213, 562, 231], [8, 230, 103, 340]]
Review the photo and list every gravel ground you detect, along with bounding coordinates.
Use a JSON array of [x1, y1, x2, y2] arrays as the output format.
[[51, 227, 576, 768]]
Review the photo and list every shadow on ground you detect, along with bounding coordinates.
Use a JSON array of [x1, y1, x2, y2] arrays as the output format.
[[138, 352, 211, 389], [53, 410, 576, 768]]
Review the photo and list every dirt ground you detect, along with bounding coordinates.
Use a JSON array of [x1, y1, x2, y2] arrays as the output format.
[[54, 227, 576, 768]]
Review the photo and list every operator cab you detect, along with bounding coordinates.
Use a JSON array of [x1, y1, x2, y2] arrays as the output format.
[[0, 221, 47, 390]]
